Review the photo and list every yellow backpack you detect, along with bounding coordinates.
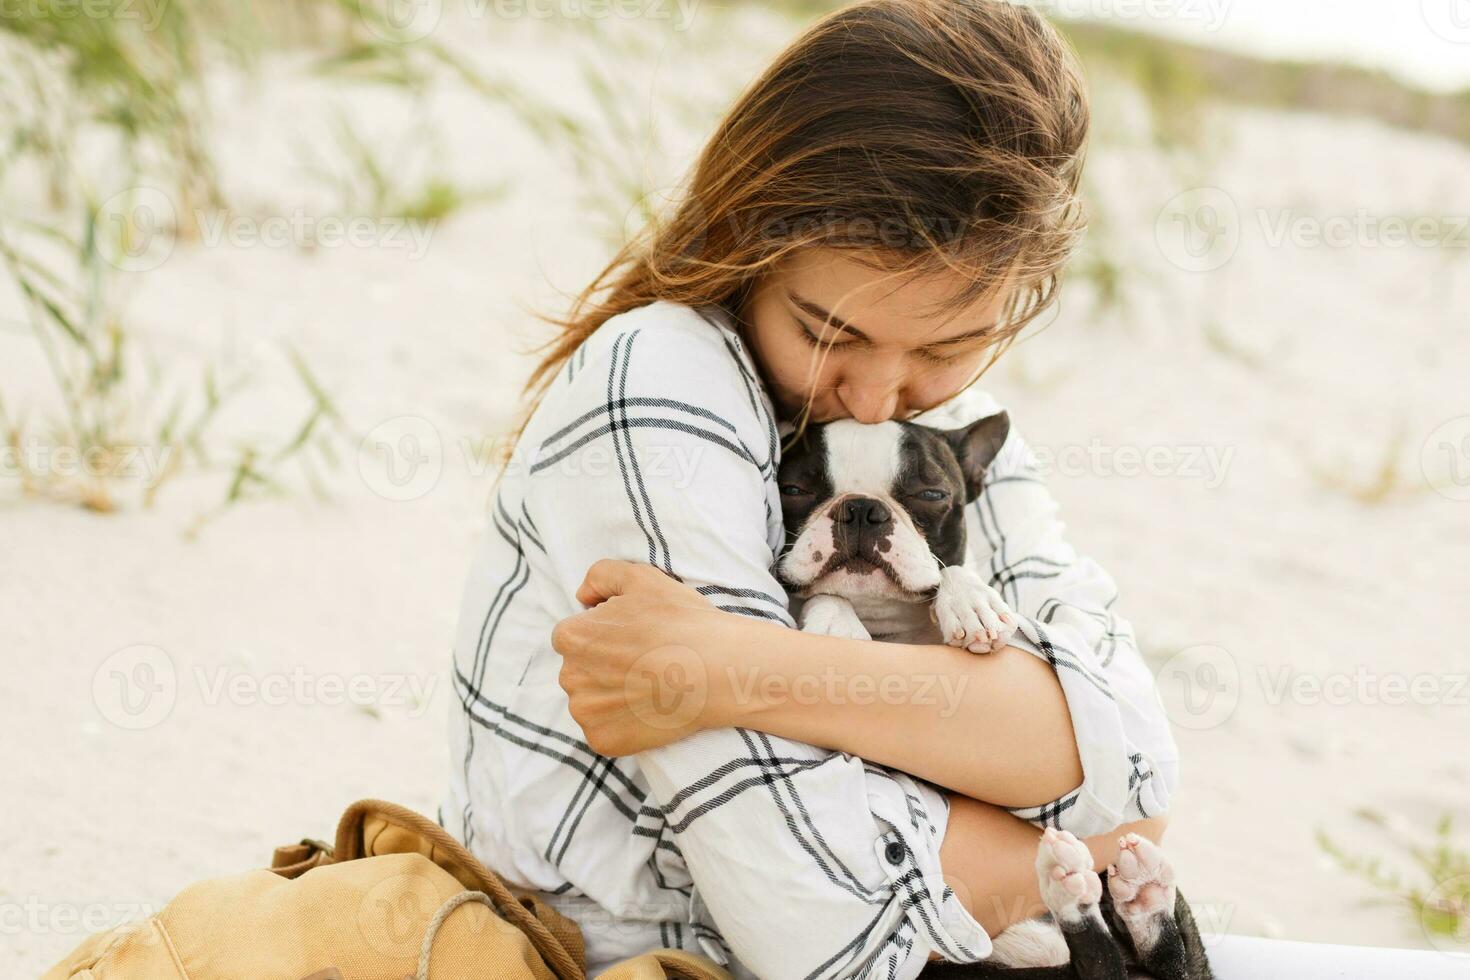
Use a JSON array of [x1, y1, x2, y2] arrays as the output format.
[[43, 799, 732, 980]]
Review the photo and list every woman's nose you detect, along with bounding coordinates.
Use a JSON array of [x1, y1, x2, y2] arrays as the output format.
[[840, 359, 905, 423], [838, 378, 904, 424]]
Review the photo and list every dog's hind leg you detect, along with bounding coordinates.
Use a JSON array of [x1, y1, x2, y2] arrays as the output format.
[[1036, 829, 1127, 980], [1106, 834, 1213, 979]]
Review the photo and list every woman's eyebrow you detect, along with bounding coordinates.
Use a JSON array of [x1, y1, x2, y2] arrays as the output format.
[[922, 324, 998, 348], [789, 290, 996, 347], [788, 293, 870, 339]]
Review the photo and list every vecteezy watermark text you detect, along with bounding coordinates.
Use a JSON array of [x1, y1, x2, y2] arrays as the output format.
[[725, 664, 970, 717], [1258, 665, 1470, 708], [0, 0, 167, 30], [1030, 440, 1235, 489], [195, 210, 436, 259], [359, 0, 702, 43], [92, 644, 440, 730], [1156, 187, 1470, 272], [1023, 0, 1231, 31], [96, 189, 439, 272], [1, 440, 174, 483], [0, 897, 158, 936]]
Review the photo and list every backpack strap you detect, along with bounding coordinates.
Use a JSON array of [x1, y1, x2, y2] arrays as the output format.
[[332, 799, 588, 980], [269, 838, 334, 878], [416, 891, 497, 980]]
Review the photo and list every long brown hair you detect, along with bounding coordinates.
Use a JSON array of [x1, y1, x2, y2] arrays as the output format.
[[520, 0, 1089, 437]]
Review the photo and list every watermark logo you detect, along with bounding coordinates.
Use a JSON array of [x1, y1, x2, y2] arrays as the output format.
[[1421, 873, 1470, 957], [725, 664, 970, 717], [625, 645, 707, 731], [621, 189, 708, 261], [358, 416, 445, 502], [1422, 0, 1470, 44], [357, 873, 442, 957], [1258, 210, 1469, 251], [194, 210, 436, 259], [193, 665, 438, 716], [1422, 416, 1470, 501], [92, 644, 178, 730], [1025, 0, 1231, 31], [1258, 666, 1468, 708], [361, 0, 444, 42], [0, 439, 174, 484], [95, 186, 177, 273], [0, 897, 159, 937], [1156, 189, 1469, 271], [92, 644, 438, 729], [357, 0, 701, 40], [0, 0, 168, 30], [1155, 187, 1240, 273], [94, 192, 438, 271], [1155, 644, 1239, 731], [1028, 440, 1234, 489]]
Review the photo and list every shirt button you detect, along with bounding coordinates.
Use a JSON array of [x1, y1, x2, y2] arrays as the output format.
[[884, 841, 905, 866]]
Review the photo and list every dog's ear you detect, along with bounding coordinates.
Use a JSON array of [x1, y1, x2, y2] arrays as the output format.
[[942, 411, 1010, 502]]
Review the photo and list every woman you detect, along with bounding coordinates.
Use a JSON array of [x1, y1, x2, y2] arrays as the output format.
[[443, 2, 1177, 977]]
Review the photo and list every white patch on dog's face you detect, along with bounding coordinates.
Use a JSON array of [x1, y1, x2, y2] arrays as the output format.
[[779, 420, 943, 599]]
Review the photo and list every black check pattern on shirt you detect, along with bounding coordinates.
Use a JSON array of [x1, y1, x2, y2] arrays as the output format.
[[455, 325, 974, 976]]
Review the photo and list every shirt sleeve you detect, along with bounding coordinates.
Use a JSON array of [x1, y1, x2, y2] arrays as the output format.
[[962, 414, 1180, 836], [523, 309, 992, 978]]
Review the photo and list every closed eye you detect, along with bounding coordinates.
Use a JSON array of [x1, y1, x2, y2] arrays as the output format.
[[913, 346, 963, 365], [793, 316, 858, 350], [780, 484, 812, 497], [795, 313, 983, 364]]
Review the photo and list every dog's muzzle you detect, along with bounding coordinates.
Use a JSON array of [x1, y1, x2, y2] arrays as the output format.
[[831, 495, 894, 564]]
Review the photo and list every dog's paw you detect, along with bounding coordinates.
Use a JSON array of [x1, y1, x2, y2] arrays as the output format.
[[931, 566, 1017, 653], [1036, 828, 1101, 926], [799, 594, 871, 640], [1107, 834, 1177, 949]]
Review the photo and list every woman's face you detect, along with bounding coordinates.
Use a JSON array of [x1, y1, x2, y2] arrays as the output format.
[[739, 248, 1011, 424]]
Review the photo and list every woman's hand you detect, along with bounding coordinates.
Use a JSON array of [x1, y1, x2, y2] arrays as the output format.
[[552, 559, 739, 756]]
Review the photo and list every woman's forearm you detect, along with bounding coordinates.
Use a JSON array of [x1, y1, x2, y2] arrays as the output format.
[[712, 616, 1083, 806], [934, 796, 1168, 940]]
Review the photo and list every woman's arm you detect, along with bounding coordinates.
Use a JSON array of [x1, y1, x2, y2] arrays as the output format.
[[561, 561, 1080, 806], [531, 314, 997, 978], [730, 628, 1083, 807], [561, 403, 1180, 837], [936, 797, 1168, 939]]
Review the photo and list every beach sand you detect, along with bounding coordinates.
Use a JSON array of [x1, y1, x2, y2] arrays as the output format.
[[3, 10, 1467, 974]]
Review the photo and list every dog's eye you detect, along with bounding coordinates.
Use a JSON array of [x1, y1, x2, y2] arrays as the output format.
[[779, 484, 811, 497], [912, 488, 948, 502]]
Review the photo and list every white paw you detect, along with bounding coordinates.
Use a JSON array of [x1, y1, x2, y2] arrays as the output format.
[[1036, 828, 1101, 925], [1107, 833, 1177, 922], [799, 594, 871, 640], [931, 566, 1017, 654]]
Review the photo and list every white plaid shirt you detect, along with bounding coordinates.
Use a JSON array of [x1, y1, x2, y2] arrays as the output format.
[[442, 300, 1178, 978]]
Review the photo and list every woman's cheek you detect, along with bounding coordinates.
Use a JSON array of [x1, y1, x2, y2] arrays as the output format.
[[911, 361, 980, 408], [776, 346, 839, 415]]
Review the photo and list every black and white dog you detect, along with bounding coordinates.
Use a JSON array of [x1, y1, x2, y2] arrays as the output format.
[[775, 413, 1212, 980]]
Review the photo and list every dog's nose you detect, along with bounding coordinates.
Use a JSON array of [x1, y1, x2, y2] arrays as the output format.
[[836, 496, 891, 527]]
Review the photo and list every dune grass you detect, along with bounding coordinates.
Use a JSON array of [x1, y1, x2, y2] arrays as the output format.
[[1319, 812, 1470, 949], [0, 0, 224, 228], [0, 207, 348, 517], [1062, 21, 1470, 149], [4, 2, 1466, 516]]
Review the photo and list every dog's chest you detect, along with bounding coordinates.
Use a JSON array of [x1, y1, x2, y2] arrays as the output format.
[[848, 595, 941, 644]]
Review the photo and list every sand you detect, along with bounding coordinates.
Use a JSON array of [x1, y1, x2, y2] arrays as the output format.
[[3, 9, 1468, 975]]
